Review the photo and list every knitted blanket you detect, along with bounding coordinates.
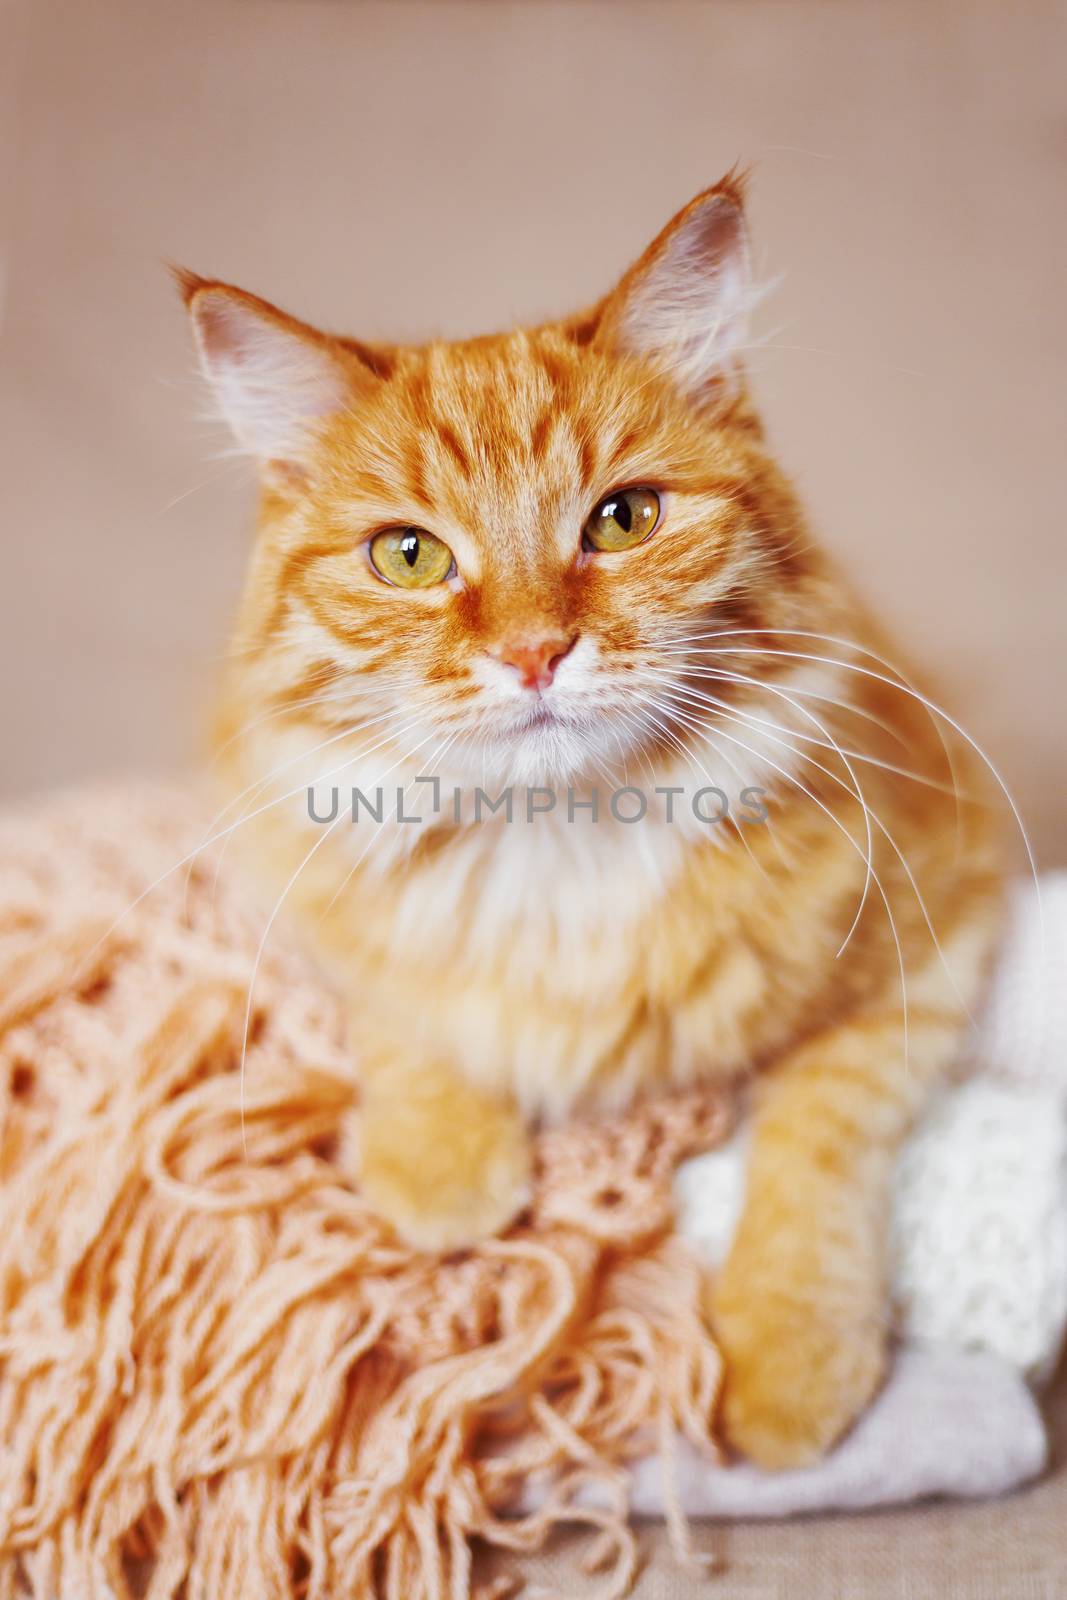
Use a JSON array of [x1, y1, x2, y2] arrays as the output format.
[[0, 786, 731, 1600], [0, 786, 1060, 1597]]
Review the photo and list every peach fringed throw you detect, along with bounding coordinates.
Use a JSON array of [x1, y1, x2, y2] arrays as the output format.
[[0, 788, 733, 1600]]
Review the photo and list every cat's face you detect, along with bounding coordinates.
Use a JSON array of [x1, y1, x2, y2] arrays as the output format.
[[187, 179, 826, 788]]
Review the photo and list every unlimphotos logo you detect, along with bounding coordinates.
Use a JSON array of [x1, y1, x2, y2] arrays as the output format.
[[306, 781, 769, 828]]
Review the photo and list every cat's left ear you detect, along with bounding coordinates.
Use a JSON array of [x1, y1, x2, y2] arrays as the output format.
[[175, 271, 374, 482], [595, 173, 753, 404]]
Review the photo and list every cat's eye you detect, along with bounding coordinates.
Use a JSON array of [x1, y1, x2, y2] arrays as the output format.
[[369, 527, 455, 588], [582, 487, 661, 552]]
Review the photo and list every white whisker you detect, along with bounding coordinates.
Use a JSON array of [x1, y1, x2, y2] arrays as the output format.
[[631, 680, 910, 1072], [634, 669, 875, 952], [644, 668, 975, 1024], [651, 624, 963, 844], [672, 637, 1040, 941], [627, 687, 785, 892]]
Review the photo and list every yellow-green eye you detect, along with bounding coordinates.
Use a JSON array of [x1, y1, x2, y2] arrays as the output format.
[[369, 527, 454, 588], [583, 487, 661, 552]]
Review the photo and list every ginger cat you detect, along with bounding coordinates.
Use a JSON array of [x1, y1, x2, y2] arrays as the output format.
[[181, 175, 1003, 1469]]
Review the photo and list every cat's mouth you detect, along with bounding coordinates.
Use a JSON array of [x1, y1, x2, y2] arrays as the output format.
[[489, 693, 596, 776], [466, 689, 635, 786], [516, 698, 560, 730], [508, 694, 595, 739]]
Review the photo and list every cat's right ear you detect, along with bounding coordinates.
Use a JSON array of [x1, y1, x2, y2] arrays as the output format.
[[175, 271, 372, 480]]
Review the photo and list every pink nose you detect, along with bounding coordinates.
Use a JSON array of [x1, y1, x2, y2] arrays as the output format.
[[491, 633, 576, 691]]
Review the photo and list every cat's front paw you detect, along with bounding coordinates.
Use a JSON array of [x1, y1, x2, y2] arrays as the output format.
[[358, 1066, 532, 1253], [710, 1205, 887, 1469]]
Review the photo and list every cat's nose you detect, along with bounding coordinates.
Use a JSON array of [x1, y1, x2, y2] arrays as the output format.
[[490, 633, 577, 691]]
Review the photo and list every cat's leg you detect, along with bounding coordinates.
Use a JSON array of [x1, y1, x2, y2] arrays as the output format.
[[709, 1007, 963, 1469], [357, 1054, 532, 1252]]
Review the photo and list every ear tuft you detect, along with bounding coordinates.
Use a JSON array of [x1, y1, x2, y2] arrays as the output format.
[[598, 173, 755, 402], [178, 277, 359, 469], [705, 161, 752, 215], [169, 263, 210, 307]]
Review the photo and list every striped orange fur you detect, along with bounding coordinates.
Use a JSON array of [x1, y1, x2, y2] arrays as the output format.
[[182, 176, 1003, 1467]]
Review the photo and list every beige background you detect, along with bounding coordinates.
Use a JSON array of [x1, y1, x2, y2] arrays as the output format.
[[1, 0, 1064, 859]]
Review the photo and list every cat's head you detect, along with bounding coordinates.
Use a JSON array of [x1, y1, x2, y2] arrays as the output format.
[[184, 175, 832, 789]]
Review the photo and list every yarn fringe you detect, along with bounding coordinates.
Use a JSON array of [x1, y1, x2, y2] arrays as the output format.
[[0, 787, 733, 1599]]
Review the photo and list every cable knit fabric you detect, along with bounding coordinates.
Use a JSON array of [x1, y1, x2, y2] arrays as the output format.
[[890, 1079, 1067, 1384], [970, 875, 1067, 1092], [892, 875, 1067, 1385]]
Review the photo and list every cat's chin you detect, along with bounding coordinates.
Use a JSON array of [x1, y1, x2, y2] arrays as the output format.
[[461, 713, 626, 790]]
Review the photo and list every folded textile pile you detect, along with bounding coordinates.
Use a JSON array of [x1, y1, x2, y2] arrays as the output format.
[[661, 872, 1067, 1516]]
